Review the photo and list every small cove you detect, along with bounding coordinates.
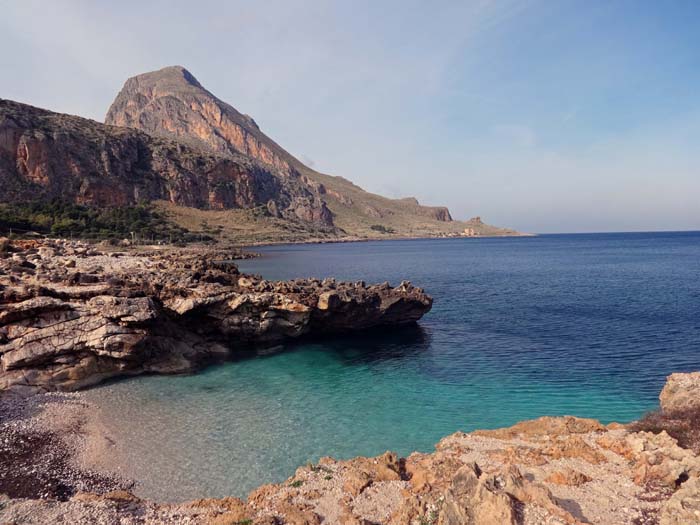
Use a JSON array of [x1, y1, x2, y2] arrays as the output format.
[[82, 232, 700, 501]]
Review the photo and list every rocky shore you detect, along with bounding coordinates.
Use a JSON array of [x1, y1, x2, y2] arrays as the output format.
[[2, 238, 699, 524], [1, 373, 700, 524], [0, 238, 432, 394]]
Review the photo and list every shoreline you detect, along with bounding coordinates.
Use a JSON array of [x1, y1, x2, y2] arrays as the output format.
[[0, 392, 131, 501], [2, 375, 699, 524], [237, 231, 535, 249], [2, 237, 700, 523]]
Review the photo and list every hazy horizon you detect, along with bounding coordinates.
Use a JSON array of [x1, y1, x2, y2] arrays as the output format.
[[1, 1, 698, 234]]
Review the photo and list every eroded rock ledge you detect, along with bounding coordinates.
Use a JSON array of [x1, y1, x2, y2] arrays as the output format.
[[0, 239, 432, 394]]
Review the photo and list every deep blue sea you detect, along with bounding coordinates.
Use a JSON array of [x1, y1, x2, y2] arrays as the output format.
[[83, 232, 700, 501]]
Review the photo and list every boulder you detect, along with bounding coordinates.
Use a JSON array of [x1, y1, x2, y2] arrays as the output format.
[[660, 372, 700, 412]]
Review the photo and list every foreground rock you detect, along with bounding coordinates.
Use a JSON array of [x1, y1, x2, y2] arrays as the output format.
[[2, 374, 700, 524], [0, 238, 431, 393], [660, 372, 700, 413]]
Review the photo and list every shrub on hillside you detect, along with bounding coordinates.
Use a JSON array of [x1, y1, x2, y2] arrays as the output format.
[[370, 224, 396, 234], [0, 199, 209, 243]]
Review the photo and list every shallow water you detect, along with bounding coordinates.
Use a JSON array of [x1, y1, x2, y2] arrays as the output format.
[[83, 232, 700, 501]]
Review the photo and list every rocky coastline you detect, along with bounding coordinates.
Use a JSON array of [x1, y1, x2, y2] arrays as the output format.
[[2, 238, 699, 524], [0, 238, 431, 394], [1, 373, 699, 524]]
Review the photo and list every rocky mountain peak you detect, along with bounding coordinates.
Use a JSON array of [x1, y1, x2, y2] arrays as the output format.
[[103, 67, 468, 232], [105, 66, 291, 171], [133, 65, 204, 88], [109, 66, 208, 113]]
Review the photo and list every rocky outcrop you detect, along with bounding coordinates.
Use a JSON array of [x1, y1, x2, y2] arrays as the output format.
[[106, 66, 294, 174], [0, 239, 432, 393], [195, 410, 700, 524], [429, 206, 453, 222], [392, 197, 453, 222], [660, 372, 700, 412], [0, 98, 334, 228]]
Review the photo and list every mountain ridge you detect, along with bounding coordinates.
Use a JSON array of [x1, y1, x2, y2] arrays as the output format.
[[0, 66, 520, 242], [106, 66, 513, 238]]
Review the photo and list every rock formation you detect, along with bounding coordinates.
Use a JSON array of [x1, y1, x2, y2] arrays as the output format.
[[0, 99, 333, 228], [660, 372, 700, 412], [0, 238, 432, 393]]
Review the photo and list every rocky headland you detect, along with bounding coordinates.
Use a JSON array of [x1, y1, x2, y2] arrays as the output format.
[[1, 66, 523, 244], [0, 238, 431, 393]]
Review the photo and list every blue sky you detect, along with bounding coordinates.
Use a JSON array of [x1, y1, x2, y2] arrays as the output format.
[[1, 0, 698, 232]]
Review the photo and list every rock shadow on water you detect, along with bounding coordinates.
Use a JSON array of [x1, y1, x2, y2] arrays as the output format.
[[234, 323, 433, 366], [317, 323, 432, 365]]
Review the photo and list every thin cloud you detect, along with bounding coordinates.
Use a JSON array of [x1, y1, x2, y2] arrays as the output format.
[[0, 0, 697, 232]]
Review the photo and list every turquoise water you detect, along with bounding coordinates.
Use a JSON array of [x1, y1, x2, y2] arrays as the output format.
[[84, 232, 700, 501]]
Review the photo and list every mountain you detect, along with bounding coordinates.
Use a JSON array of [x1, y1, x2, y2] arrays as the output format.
[[106, 66, 518, 239], [0, 66, 518, 243]]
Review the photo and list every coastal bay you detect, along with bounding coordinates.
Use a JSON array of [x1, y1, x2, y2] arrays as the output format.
[[68, 233, 700, 500], [2, 232, 700, 523]]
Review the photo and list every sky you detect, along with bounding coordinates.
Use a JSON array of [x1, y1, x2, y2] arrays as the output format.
[[1, 0, 699, 233]]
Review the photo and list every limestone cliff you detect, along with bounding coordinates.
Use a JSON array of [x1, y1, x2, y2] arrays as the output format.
[[0, 99, 334, 228]]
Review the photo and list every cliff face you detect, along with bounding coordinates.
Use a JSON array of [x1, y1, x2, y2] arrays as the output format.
[[0, 238, 432, 394], [0, 99, 333, 227], [106, 66, 294, 173]]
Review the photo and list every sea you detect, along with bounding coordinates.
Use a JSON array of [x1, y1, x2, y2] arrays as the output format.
[[82, 232, 700, 501]]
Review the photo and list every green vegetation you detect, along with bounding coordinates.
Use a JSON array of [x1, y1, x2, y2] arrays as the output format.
[[417, 510, 439, 525], [0, 200, 210, 243], [370, 224, 396, 234], [306, 462, 332, 474], [216, 518, 252, 525], [289, 480, 304, 488]]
